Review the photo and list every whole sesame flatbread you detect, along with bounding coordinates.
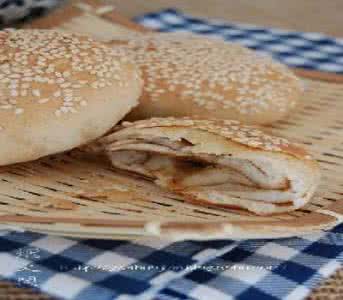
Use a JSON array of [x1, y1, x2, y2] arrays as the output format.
[[0, 29, 142, 166], [108, 33, 302, 124]]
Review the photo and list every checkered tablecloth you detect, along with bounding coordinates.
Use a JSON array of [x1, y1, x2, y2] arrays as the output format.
[[0, 0, 63, 25], [135, 9, 343, 74], [1, 227, 342, 300], [0, 8, 343, 300]]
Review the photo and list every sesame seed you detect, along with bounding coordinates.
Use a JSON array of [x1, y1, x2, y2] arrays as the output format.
[[38, 98, 49, 104], [32, 89, 41, 97], [10, 90, 18, 97], [0, 105, 12, 109], [15, 108, 24, 115], [53, 91, 61, 98], [60, 83, 71, 88]]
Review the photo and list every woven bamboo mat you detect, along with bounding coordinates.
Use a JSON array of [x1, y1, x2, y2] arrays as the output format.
[[0, 76, 342, 240], [0, 0, 339, 241], [0, 0, 342, 298]]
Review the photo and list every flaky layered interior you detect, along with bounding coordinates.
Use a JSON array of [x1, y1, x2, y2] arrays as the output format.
[[104, 128, 319, 215]]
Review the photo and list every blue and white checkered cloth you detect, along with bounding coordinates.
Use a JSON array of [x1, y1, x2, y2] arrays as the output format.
[[135, 9, 343, 74], [0, 8, 343, 300], [1, 227, 342, 300]]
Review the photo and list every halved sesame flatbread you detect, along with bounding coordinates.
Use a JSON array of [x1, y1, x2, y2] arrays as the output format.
[[101, 118, 320, 215]]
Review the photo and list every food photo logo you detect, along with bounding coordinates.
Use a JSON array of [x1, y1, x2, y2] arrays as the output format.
[[12, 246, 275, 282], [14, 247, 42, 288]]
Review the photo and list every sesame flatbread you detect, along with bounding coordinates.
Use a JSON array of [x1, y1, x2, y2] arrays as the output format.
[[101, 118, 320, 215]]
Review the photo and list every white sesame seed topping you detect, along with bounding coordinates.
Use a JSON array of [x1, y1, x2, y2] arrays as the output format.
[[0, 29, 130, 118], [110, 33, 301, 115]]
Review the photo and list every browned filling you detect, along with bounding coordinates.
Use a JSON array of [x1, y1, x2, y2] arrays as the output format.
[[107, 149, 296, 209]]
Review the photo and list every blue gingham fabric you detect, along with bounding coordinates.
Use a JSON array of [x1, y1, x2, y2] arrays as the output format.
[[0, 8, 343, 300], [135, 9, 343, 74], [1, 226, 342, 300], [0, 0, 63, 25]]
